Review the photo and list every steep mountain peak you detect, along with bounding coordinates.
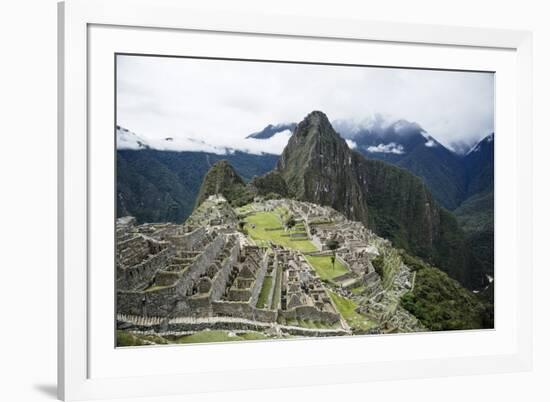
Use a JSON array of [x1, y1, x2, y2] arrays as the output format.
[[275, 110, 479, 288], [390, 119, 425, 136], [210, 159, 237, 171], [201, 160, 244, 188], [303, 110, 331, 125], [293, 110, 347, 145], [277, 111, 367, 222], [195, 160, 253, 208], [467, 132, 494, 155]]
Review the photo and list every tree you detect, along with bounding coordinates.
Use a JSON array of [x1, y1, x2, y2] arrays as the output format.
[[326, 239, 340, 270], [285, 216, 296, 231]]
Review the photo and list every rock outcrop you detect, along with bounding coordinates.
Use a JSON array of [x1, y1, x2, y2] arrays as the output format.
[[277, 111, 369, 224]]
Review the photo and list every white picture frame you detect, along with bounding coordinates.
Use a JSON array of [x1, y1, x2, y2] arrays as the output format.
[[58, 0, 533, 400]]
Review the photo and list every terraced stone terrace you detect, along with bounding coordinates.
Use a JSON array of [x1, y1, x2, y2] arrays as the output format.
[[116, 195, 424, 346]]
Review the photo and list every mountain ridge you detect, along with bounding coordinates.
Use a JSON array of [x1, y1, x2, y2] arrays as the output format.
[[247, 117, 494, 211], [117, 113, 493, 290], [271, 111, 481, 289]]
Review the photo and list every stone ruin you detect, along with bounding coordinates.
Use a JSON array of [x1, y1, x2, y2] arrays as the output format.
[[116, 195, 426, 339], [116, 197, 345, 335], [279, 250, 340, 324]]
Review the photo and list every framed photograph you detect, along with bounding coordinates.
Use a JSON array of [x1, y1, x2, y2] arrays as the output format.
[[58, 0, 533, 400]]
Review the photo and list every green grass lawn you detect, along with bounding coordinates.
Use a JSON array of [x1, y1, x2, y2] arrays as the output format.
[[328, 291, 377, 331], [235, 203, 256, 215], [271, 265, 282, 310], [171, 330, 270, 344], [116, 330, 169, 347], [117, 330, 271, 346], [256, 276, 273, 308], [350, 285, 367, 295], [244, 212, 317, 252], [305, 255, 349, 281], [244, 212, 351, 281]]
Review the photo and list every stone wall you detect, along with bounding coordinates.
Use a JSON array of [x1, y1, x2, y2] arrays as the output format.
[[117, 286, 178, 317], [166, 226, 206, 250], [271, 264, 282, 310], [248, 251, 270, 307], [212, 301, 277, 323], [174, 234, 225, 296], [279, 305, 340, 324], [117, 247, 172, 291], [210, 242, 240, 301], [332, 271, 356, 283], [310, 234, 324, 251], [263, 267, 278, 311]]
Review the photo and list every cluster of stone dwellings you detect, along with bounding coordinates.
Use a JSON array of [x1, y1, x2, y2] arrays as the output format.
[[116, 196, 343, 329], [271, 200, 383, 296], [278, 249, 340, 324]]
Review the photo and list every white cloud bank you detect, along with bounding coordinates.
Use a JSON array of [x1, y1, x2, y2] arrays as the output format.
[[117, 55, 494, 154], [366, 143, 405, 154]]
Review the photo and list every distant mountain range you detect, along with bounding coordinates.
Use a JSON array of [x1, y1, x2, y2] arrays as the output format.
[[115, 113, 493, 291], [247, 119, 493, 212], [117, 149, 278, 223]]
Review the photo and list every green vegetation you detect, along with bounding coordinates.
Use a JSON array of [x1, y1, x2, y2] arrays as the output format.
[[235, 204, 255, 215], [454, 191, 494, 292], [249, 171, 289, 197], [195, 160, 255, 208], [117, 149, 277, 223], [244, 212, 350, 282], [244, 212, 317, 252], [400, 252, 492, 330], [271, 265, 282, 310], [305, 255, 348, 281], [256, 276, 273, 309], [116, 330, 169, 347], [371, 248, 402, 289], [400, 251, 430, 271], [372, 255, 385, 279], [454, 191, 493, 233], [285, 215, 296, 230], [170, 330, 270, 344], [117, 330, 273, 346], [326, 238, 340, 270], [328, 291, 377, 331], [350, 285, 366, 295], [275, 112, 481, 291]]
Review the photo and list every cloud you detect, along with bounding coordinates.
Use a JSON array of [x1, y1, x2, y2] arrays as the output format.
[[366, 143, 405, 154], [117, 55, 494, 152], [116, 126, 293, 155], [345, 139, 358, 149], [116, 127, 149, 150], [238, 129, 293, 155], [424, 139, 436, 147]]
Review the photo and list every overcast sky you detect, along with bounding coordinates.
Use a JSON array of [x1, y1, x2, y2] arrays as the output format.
[[116, 55, 494, 154]]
